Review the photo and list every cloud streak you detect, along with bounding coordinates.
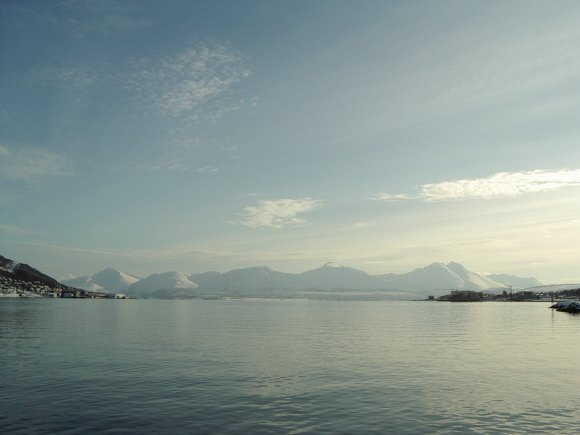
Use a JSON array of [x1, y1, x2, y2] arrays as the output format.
[[29, 67, 99, 89], [14, 0, 152, 38], [238, 198, 322, 229], [375, 169, 580, 202], [0, 145, 72, 182]]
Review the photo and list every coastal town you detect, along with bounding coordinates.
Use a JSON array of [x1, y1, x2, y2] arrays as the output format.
[[435, 289, 580, 313], [0, 274, 127, 299], [0, 255, 126, 299]]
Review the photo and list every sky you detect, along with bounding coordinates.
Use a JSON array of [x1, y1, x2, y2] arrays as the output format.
[[1, 0, 579, 283]]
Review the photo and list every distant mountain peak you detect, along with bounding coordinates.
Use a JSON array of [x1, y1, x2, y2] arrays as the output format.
[[418, 262, 451, 274], [57, 259, 543, 299], [63, 267, 140, 292], [323, 262, 342, 268], [93, 268, 122, 279], [94, 268, 139, 280], [446, 261, 468, 272], [125, 271, 198, 298]]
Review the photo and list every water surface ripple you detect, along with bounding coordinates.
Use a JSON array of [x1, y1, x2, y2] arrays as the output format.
[[1, 299, 579, 433]]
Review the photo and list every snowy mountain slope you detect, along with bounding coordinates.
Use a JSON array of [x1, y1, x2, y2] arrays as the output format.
[[126, 272, 198, 297], [63, 268, 140, 292], [0, 255, 18, 273], [69, 261, 544, 299], [1, 253, 549, 299], [379, 262, 463, 293], [61, 276, 105, 292], [379, 262, 505, 295], [445, 262, 504, 290]]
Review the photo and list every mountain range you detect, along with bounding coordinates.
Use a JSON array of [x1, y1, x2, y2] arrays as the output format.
[[63, 261, 543, 299], [377, 261, 541, 294]]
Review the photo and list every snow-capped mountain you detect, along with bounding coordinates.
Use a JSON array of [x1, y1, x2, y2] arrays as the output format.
[[445, 262, 504, 290], [378, 262, 506, 295], [62, 276, 104, 292], [62, 260, 543, 299], [126, 272, 198, 298], [0, 254, 548, 300], [63, 268, 140, 292]]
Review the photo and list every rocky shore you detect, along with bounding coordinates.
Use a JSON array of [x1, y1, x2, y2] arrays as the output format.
[[550, 300, 580, 313]]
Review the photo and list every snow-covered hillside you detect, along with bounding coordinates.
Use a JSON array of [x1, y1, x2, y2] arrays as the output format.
[[445, 262, 504, 290], [63, 268, 139, 292], [379, 262, 506, 295], [126, 272, 198, 298], [64, 261, 544, 299]]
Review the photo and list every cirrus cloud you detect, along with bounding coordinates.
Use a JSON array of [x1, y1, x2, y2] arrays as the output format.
[[0, 144, 72, 182], [238, 198, 322, 229], [131, 42, 250, 121], [374, 169, 580, 202]]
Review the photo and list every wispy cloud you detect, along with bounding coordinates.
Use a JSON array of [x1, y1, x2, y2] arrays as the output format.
[[26, 41, 250, 126], [238, 198, 322, 229], [371, 193, 415, 201], [22, 37, 251, 174], [196, 166, 220, 173], [14, 0, 152, 37], [118, 158, 192, 172], [0, 145, 73, 182], [374, 169, 580, 202], [11, 240, 235, 261], [0, 223, 41, 236], [29, 67, 99, 89], [131, 42, 250, 122], [117, 158, 223, 174]]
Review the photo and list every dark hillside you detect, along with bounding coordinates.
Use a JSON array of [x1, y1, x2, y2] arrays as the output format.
[[0, 254, 62, 288]]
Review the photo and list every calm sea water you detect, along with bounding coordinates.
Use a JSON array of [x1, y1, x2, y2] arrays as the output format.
[[1, 299, 579, 434]]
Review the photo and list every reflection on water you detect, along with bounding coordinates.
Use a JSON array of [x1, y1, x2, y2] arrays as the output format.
[[1, 299, 579, 433]]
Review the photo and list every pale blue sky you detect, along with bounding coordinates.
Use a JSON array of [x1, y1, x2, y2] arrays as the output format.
[[1, 0, 579, 282]]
